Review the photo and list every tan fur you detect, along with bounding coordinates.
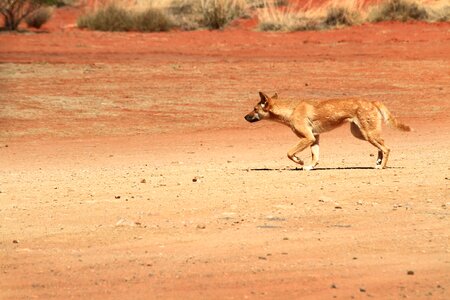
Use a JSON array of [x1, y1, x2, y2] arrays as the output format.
[[244, 92, 411, 170]]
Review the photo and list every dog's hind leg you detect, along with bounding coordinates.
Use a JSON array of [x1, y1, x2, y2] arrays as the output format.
[[350, 122, 366, 140], [355, 108, 391, 168], [306, 135, 320, 170], [351, 121, 384, 166], [367, 134, 390, 169]]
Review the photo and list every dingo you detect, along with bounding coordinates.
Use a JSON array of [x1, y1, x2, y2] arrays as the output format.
[[244, 92, 411, 170]]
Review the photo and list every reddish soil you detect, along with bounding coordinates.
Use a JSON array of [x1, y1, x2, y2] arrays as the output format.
[[1, 6, 449, 300]]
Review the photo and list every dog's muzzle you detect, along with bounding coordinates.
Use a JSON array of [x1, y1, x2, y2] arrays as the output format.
[[244, 113, 261, 123]]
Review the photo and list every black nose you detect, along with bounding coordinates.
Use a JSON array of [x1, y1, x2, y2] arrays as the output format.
[[244, 114, 259, 123]]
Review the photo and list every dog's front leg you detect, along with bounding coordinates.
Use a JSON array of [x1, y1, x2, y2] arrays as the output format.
[[287, 138, 314, 168]]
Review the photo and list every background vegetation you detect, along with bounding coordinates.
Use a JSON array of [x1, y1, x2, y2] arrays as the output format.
[[1, 0, 449, 31]]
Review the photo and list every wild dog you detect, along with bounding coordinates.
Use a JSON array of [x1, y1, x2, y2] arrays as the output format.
[[244, 92, 411, 170]]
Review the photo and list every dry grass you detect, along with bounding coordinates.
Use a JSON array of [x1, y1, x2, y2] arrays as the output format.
[[77, 4, 135, 31], [198, 0, 249, 29], [77, 0, 450, 32], [133, 7, 174, 31], [258, 0, 449, 32], [257, 0, 364, 31], [367, 0, 428, 22], [367, 0, 450, 22], [77, 3, 173, 32], [416, 0, 450, 22], [324, 5, 362, 27], [78, 0, 250, 31]]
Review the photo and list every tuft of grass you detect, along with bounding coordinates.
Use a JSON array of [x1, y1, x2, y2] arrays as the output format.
[[324, 6, 362, 27], [25, 7, 54, 29], [257, 2, 323, 32], [258, 0, 364, 32], [425, 1, 450, 22], [134, 7, 174, 32], [77, 4, 174, 32], [77, 5, 135, 31], [198, 0, 249, 29], [168, 0, 202, 30], [368, 0, 429, 22]]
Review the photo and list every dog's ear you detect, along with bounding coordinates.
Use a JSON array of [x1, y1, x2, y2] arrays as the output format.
[[259, 91, 270, 107], [271, 92, 278, 99]]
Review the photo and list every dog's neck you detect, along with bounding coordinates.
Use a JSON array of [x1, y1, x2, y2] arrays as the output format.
[[269, 103, 295, 126]]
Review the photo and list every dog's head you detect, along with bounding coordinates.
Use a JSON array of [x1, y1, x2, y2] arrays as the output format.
[[244, 92, 277, 123]]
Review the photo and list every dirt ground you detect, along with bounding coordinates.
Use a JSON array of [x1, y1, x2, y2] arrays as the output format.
[[1, 7, 450, 300]]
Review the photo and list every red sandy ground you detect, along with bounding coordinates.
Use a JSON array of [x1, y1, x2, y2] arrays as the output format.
[[1, 6, 450, 300]]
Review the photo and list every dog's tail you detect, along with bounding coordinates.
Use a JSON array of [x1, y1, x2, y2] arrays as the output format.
[[373, 101, 411, 132]]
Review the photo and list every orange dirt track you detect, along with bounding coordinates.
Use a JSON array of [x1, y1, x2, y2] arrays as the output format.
[[1, 6, 449, 300]]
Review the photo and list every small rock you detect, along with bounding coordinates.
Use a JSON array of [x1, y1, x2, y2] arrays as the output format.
[[283, 237, 289, 240], [331, 283, 337, 289], [140, 179, 146, 183], [196, 224, 206, 229], [258, 256, 267, 260], [12, 240, 18, 244], [334, 205, 342, 209], [192, 178, 198, 182], [359, 288, 366, 293], [407, 270, 414, 275], [319, 195, 333, 202], [115, 218, 136, 227], [115, 196, 121, 199]]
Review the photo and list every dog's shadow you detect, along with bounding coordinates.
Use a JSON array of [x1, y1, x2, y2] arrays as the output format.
[[246, 166, 403, 171]]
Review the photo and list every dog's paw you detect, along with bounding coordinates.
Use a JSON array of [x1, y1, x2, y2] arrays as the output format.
[[303, 165, 315, 171], [292, 157, 304, 165], [374, 164, 383, 170]]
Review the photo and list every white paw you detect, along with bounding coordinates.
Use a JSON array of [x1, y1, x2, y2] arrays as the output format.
[[303, 165, 315, 171], [375, 164, 383, 170]]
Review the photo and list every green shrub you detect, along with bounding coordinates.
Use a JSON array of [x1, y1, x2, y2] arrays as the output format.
[[368, 0, 428, 22], [25, 6, 53, 29]]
